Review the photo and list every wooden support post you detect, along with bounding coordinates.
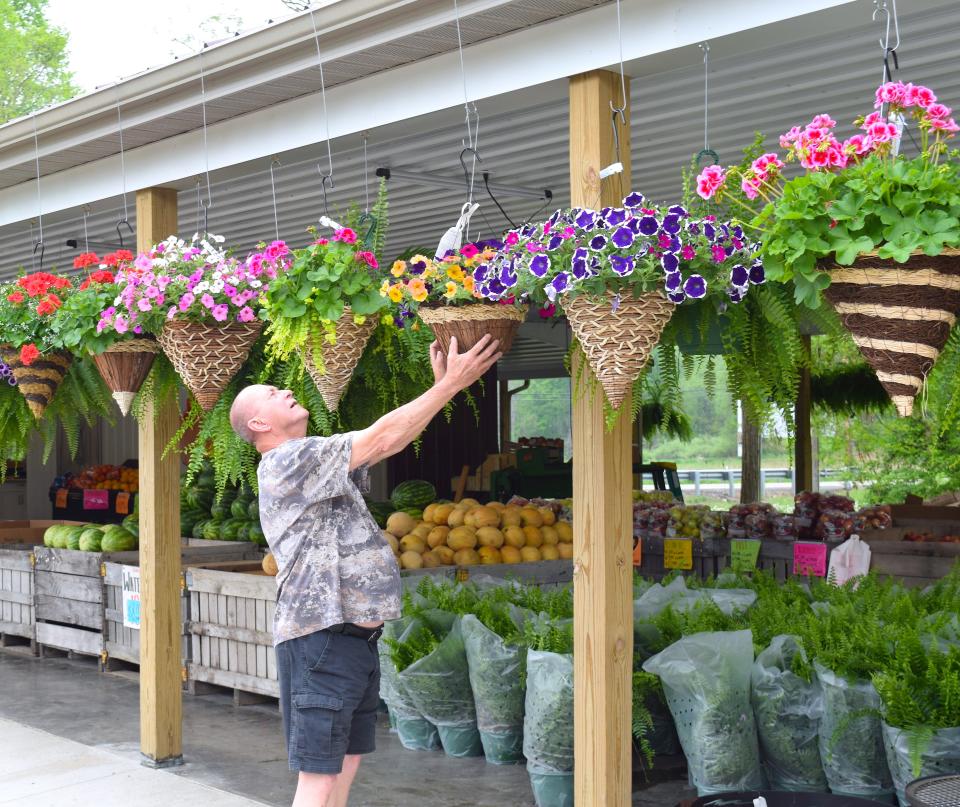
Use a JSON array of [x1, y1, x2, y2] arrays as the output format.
[[569, 69, 633, 807], [740, 410, 762, 503], [795, 334, 813, 494], [136, 187, 183, 767]]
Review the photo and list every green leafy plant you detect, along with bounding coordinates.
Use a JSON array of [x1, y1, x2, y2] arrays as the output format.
[[0, 269, 75, 360]]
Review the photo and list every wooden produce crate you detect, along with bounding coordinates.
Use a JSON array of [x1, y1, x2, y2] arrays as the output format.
[[102, 542, 260, 668], [398, 558, 574, 590], [857, 505, 960, 587], [637, 536, 725, 581], [184, 561, 280, 702]]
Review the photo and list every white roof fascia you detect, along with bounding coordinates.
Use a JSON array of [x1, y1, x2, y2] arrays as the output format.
[[0, 0, 853, 227]]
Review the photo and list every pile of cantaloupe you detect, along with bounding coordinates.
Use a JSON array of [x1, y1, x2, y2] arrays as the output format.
[[382, 499, 573, 570]]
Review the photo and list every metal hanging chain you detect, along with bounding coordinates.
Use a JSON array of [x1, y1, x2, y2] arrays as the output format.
[[874, 0, 901, 86], [361, 131, 370, 213], [195, 179, 204, 238], [115, 83, 130, 226], [198, 48, 213, 233], [308, 8, 336, 196], [695, 42, 720, 167], [269, 158, 282, 242], [31, 114, 45, 269], [82, 205, 91, 253], [452, 0, 480, 207]]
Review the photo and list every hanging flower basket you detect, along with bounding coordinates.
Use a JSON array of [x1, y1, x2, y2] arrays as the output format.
[[300, 307, 377, 411], [823, 247, 960, 417], [90, 338, 160, 416], [157, 321, 263, 411], [0, 345, 72, 421], [418, 303, 528, 356], [563, 291, 675, 409]]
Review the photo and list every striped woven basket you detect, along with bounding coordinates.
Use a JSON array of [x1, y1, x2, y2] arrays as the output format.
[[0, 345, 72, 421], [91, 337, 160, 416], [300, 308, 377, 412], [824, 247, 960, 417], [418, 303, 527, 355]]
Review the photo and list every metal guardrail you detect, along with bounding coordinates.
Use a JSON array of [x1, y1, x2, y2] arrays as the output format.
[[637, 467, 851, 496]]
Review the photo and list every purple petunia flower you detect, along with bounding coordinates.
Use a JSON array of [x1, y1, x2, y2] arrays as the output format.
[[626, 217, 642, 234], [661, 214, 682, 235], [547, 235, 564, 251], [727, 286, 746, 303], [473, 265, 489, 282], [499, 261, 519, 287], [749, 260, 766, 285], [571, 257, 588, 279], [638, 216, 659, 236], [589, 234, 608, 251], [661, 253, 679, 273], [487, 278, 506, 296], [730, 264, 749, 287], [683, 275, 707, 299], [667, 290, 686, 304], [545, 272, 571, 302], [611, 227, 635, 249], [605, 208, 627, 227], [664, 271, 682, 291], [610, 294, 621, 313], [610, 255, 635, 276], [687, 222, 701, 236], [732, 225, 744, 240], [703, 223, 716, 241], [634, 243, 650, 258], [575, 209, 597, 229], [623, 192, 644, 208], [668, 205, 688, 217], [529, 254, 551, 278], [409, 258, 427, 275]]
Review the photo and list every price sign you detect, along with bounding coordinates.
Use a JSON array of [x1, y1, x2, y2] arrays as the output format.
[[115, 492, 130, 515], [793, 542, 828, 577], [663, 538, 693, 570], [632, 538, 642, 567], [731, 539, 762, 573], [82, 489, 109, 510], [121, 566, 141, 630], [54, 488, 68, 508]]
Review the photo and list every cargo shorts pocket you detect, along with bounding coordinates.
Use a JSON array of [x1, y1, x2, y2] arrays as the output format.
[[293, 692, 344, 759]]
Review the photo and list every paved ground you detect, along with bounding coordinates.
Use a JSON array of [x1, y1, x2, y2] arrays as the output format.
[[0, 647, 695, 806]]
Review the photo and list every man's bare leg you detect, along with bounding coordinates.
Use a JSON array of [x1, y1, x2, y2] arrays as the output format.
[[327, 754, 362, 807], [292, 771, 337, 807]]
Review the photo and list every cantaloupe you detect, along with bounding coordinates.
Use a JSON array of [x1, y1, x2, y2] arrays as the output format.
[[386, 512, 417, 537], [540, 545, 560, 561], [500, 545, 522, 564], [503, 526, 526, 548], [422, 503, 439, 524], [556, 521, 573, 542], [466, 506, 499, 529], [448, 526, 478, 551], [426, 526, 450, 548], [540, 526, 559, 546], [538, 507, 557, 526], [477, 546, 502, 564], [520, 507, 543, 528], [520, 546, 542, 562], [558, 542, 574, 559], [262, 553, 278, 576], [421, 550, 443, 568], [486, 501, 505, 512], [432, 504, 455, 525], [382, 530, 400, 553], [400, 534, 427, 554], [447, 507, 467, 528], [411, 524, 433, 540], [523, 526, 544, 548], [453, 548, 481, 566], [500, 506, 523, 527], [460, 497, 480, 508], [476, 526, 504, 548], [433, 545, 455, 565], [400, 550, 423, 569]]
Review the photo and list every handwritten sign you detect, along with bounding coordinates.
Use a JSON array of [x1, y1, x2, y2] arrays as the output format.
[[82, 489, 109, 510], [793, 542, 828, 577], [663, 539, 693, 570], [115, 492, 130, 515], [54, 488, 68, 508], [121, 566, 141, 630], [731, 539, 762, 573], [632, 538, 642, 567]]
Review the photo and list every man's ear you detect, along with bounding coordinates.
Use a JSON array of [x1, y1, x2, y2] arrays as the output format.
[[248, 417, 271, 435]]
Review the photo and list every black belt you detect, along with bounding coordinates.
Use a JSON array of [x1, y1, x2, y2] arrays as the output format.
[[326, 622, 383, 642]]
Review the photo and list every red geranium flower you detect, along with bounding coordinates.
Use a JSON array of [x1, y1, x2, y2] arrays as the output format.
[[36, 293, 62, 316], [6, 291, 24, 304], [73, 253, 100, 269], [79, 270, 115, 290], [19, 344, 40, 366]]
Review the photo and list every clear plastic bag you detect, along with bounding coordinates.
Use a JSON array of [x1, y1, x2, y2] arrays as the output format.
[[397, 617, 483, 757], [882, 722, 960, 806], [642, 629, 765, 795], [379, 618, 441, 751], [633, 575, 690, 622], [815, 662, 894, 800], [524, 649, 574, 792], [461, 608, 530, 764], [750, 635, 828, 792]]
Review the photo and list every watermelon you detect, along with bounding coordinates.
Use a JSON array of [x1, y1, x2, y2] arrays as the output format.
[[230, 498, 250, 519], [390, 480, 437, 511], [237, 523, 251, 542], [209, 502, 229, 520], [247, 499, 260, 520], [402, 508, 423, 521], [221, 519, 245, 541], [202, 520, 223, 541], [78, 530, 102, 552], [365, 500, 395, 528], [248, 524, 267, 547], [43, 525, 62, 547], [192, 520, 209, 540], [195, 469, 215, 490], [77, 527, 103, 552], [101, 529, 136, 553]]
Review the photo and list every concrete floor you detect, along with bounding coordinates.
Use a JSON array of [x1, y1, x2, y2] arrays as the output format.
[[0, 647, 695, 806]]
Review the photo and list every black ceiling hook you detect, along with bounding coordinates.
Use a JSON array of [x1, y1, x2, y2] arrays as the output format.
[[116, 218, 134, 249], [459, 146, 482, 201], [318, 169, 335, 217], [33, 240, 45, 271]]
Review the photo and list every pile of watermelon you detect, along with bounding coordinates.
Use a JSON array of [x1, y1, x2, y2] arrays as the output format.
[[43, 522, 138, 553], [180, 466, 265, 546], [364, 479, 437, 528]]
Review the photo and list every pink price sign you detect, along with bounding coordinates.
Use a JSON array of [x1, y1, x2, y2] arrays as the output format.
[[82, 488, 110, 510], [793, 541, 828, 577]]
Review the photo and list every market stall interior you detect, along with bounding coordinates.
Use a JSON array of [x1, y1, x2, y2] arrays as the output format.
[[2, 1, 960, 806]]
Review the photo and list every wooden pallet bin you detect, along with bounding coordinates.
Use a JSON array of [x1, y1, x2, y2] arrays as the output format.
[[637, 536, 725, 581], [0, 545, 37, 649], [184, 562, 279, 700]]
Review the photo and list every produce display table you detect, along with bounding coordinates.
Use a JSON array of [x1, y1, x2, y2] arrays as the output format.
[[47, 487, 134, 525], [399, 558, 574, 589], [636, 537, 727, 581]]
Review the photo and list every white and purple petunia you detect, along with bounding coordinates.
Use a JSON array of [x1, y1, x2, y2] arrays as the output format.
[[589, 234, 608, 251], [749, 260, 766, 285], [623, 192, 645, 209], [661, 253, 680, 273], [529, 254, 551, 278], [611, 227, 635, 249], [638, 215, 659, 236], [729, 264, 749, 287], [664, 271, 683, 292], [683, 275, 707, 299], [661, 214, 682, 235], [667, 290, 686, 304], [575, 209, 598, 230], [545, 272, 571, 302], [610, 255, 635, 276], [605, 208, 628, 227]]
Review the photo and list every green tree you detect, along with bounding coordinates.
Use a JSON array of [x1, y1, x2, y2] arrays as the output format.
[[0, 0, 77, 123]]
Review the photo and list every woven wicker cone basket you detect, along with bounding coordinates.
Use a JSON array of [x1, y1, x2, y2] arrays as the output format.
[[824, 248, 960, 417], [91, 338, 160, 416], [563, 292, 675, 409], [0, 346, 72, 421], [418, 304, 528, 355], [300, 310, 377, 411], [157, 320, 263, 411]]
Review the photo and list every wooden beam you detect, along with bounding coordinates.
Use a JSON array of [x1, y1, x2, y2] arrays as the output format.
[[740, 410, 762, 503], [136, 187, 183, 767], [569, 69, 633, 807], [795, 334, 813, 494]]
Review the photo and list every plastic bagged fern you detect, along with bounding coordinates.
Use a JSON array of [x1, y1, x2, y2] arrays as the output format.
[[815, 661, 894, 801], [882, 724, 960, 807], [751, 634, 828, 792], [523, 647, 574, 807], [643, 629, 765, 796], [379, 618, 440, 752]]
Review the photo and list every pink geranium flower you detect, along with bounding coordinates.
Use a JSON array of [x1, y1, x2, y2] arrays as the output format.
[[875, 80, 906, 108], [905, 84, 936, 109], [926, 103, 952, 120], [779, 126, 802, 149], [930, 117, 960, 133], [696, 165, 726, 200], [808, 114, 837, 130], [334, 228, 357, 245]]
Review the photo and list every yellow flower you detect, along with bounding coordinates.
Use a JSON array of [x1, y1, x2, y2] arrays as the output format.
[[391, 260, 406, 277], [387, 285, 404, 303], [408, 278, 428, 303], [444, 281, 458, 298], [463, 276, 475, 292], [447, 265, 465, 282], [379, 279, 390, 297], [481, 247, 497, 261]]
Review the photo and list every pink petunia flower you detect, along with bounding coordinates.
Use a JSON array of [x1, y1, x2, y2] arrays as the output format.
[[167, 307, 176, 320], [504, 232, 520, 247], [201, 294, 215, 309], [145, 286, 159, 299], [115, 315, 128, 334], [711, 244, 726, 263], [212, 304, 229, 322], [137, 298, 153, 312], [179, 293, 195, 312], [460, 244, 480, 259], [237, 306, 256, 322], [681, 245, 696, 261]]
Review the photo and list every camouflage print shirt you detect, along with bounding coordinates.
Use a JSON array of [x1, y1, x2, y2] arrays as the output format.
[[257, 433, 401, 646]]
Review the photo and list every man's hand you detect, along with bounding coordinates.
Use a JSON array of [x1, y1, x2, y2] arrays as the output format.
[[437, 335, 502, 395], [429, 341, 447, 385]]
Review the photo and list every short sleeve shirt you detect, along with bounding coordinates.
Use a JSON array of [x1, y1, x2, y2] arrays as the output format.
[[256, 433, 402, 646]]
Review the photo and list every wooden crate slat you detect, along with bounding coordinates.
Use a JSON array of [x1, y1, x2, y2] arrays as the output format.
[[35, 570, 103, 603], [0, 589, 33, 606], [35, 594, 102, 629], [0, 550, 32, 572], [186, 662, 280, 697], [185, 567, 276, 599], [36, 621, 102, 656], [188, 621, 273, 646]]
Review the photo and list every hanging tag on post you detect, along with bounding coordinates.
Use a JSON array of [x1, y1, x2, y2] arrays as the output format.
[[116, 492, 130, 515], [664, 539, 693, 570], [599, 162, 623, 180], [632, 537, 642, 567], [793, 542, 828, 577], [55, 488, 68, 508], [83, 489, 109, 510]]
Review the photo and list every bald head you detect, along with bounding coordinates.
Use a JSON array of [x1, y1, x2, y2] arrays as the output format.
[[230, 384, 310, 453], [230, 386, 264, 446]]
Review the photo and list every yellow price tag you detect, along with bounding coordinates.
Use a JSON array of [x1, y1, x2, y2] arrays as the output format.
[[663, 538, 693, 570]]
